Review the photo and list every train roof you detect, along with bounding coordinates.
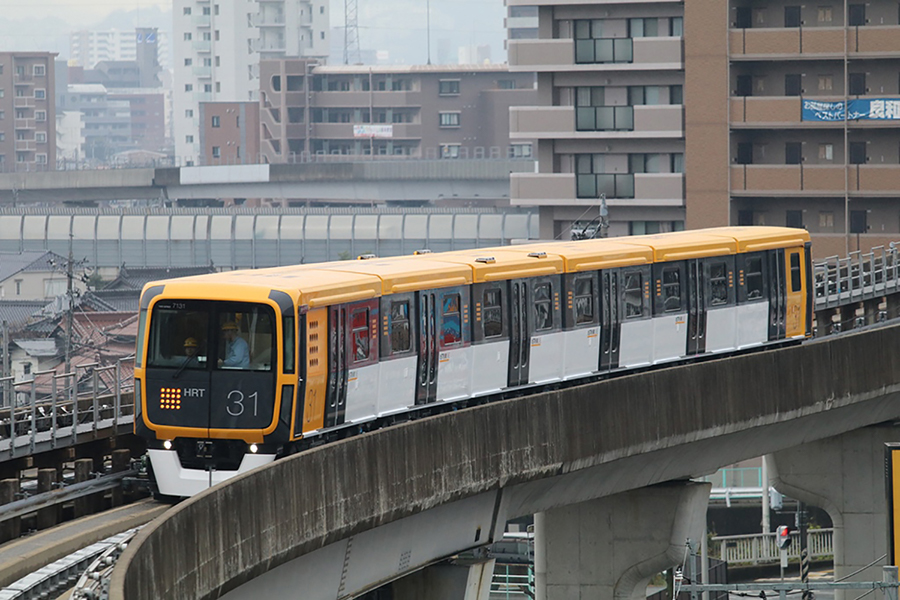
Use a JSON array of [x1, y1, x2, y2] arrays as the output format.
[[701, 227, 811, 252], [308, 257, 472, 294], [436, 249, 564, 283], [503, 240, 654, 272]]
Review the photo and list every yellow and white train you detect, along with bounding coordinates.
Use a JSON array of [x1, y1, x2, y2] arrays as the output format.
[[134, 226, 812, 498]]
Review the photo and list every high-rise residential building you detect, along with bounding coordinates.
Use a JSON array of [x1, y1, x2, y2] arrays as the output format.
[[507, 1, 686, 240], [508, 0, 900, 256], [687, 0, 900, 257], [173, 0, 329, 165], [199, 101, 260, 164], [0, 53, 57, 172], [70, 29, 171, 72], [58, 84, 131, 163], [254, 60, 536, 163]]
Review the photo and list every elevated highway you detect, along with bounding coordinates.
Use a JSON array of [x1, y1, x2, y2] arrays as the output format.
[[0, 160, 533, 204], [110, 321, 900, 600]]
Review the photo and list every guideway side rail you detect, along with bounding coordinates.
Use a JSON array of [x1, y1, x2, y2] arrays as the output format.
[[814, 244, 900, 311]]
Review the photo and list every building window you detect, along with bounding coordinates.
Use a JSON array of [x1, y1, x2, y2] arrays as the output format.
[[202, 6, 211, 15], [15, 66, 24, 77], [34, 110, 45, 122], [819, 211, 834, 231], [509, 144, 532, 158], [670, 85, 683, 104], [629, 18, 659, 37], [184, 58, 192, 66], [212, 115, 220, 127], [184, 32, 192, 41], [212, 146, 220, 158], [183, 6, 191, 15], [818, 75, 833, 92], [576, 154, 634, 199], [0, 89, 4, 98], [185, 109, 194, 118], [320, 31, 325, 39], [670, 17, 684, 36], [498, 80, 516, 90], [439, 79, 460, 95], [204, 84, 212, 92], [848, 4, 865, 26], [819, 143, 833, 161], [34, 89, 45, 99], [186, 135, 194, 143], [786, 210, 803, 228], [817, 6, 833, 22], [36, 153, 47, 164], [185, 84, 193, 92], [203, 32, 212, 41], [574, 19, 633, 64], [576, 86, 633, 131], [671, 153, 685, 173], [439, 112, 460, 127], [35, 132, 46, 143], [33, 65, 45, 76], [440, 144, 460, 159]]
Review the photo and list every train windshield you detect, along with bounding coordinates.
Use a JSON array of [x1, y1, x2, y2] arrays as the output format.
[[147, 300, 275, 372]]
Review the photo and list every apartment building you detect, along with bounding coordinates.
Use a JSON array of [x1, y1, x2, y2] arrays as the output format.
[[256, 60, 537, 162], [687, 0, 900, 257], [199, 101, 260, 164], [0, 53, 57, 172], [71, 29, 171, 72], [507, 1, 686, 240], [173, 0, 329, 165]]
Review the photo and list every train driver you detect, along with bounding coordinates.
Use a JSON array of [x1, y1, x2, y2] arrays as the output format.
[[183, 337, 199, 358], [219, 321, 250, 369]]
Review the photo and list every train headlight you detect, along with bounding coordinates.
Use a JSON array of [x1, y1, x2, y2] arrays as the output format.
[[163, 440, 173, 450], [249, 443, 259, 454]]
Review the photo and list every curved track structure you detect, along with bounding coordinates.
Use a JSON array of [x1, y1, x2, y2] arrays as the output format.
[[110, 322, 900, 600]]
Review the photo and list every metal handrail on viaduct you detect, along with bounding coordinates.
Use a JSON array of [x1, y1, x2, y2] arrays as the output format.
[[109, 318, 900, 599]]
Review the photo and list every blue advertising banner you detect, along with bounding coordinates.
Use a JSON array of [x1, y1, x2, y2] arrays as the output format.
[[802, 98, 900, 121]]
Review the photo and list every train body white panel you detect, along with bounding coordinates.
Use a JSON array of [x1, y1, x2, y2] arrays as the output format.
[[376, 356, 418, 416], [563, 327, 600, 379], [737, 301, 769, 348], [345, 364, 381, 423], [652, 313, 688, 364], [471, 340, 509, 396], [706, 306, 739, 353], [436, 346, 471, 402], [529, 331, 565, 384], [148, 448, 275, 498], [619, 320, 654, 368]]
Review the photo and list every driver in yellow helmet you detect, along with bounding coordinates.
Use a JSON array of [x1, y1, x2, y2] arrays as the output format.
[[183, 337, 199, 358]]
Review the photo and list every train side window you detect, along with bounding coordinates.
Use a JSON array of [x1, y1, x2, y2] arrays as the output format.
[[709, 262, 728, 306], [483, 289, 503, 337], [746, 256, 764, 299], [790, 252, 802, 292], [624, 272, 643, 318], [283, 316, 295, 373], [441, 293, 462, 345], [534, 283, 553, 330], [662, 267, 681, 312], [350, 308, 370, 363], [390, 301, 411, 353], [574, 277, 594, 324]]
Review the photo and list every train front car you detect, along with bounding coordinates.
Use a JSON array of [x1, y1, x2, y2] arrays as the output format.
[[134, 279, 297, 499]]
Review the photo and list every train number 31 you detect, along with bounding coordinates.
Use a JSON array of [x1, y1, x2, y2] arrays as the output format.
[[226, 390, 259, 417]]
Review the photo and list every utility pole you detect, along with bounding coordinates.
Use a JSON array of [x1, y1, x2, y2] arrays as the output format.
[[599, 194, 609, 238], [64, 234, 74, 378]]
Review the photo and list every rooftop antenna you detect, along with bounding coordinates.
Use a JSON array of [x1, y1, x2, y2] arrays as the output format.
[[426, 0, 432, 64], [343, 0, 361, 65]]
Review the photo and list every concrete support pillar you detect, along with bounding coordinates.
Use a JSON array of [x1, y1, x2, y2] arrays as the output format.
[[768, 424, 900, 600], [73, 458, 97, 517], [36, 468, 59, 530], [391, 559, 496, 600], [0, 478, 21, 542], [111, 449, 131, 507], [534, 481, 710, 600]]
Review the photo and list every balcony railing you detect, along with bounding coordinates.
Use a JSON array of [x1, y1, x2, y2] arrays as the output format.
[[731, 25, 900, 57], [731, 164, 900, 194]]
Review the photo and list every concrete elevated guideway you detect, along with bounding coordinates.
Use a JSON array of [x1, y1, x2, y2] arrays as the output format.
[[0, 160, 534, 204], [110, 322, 900, 600]]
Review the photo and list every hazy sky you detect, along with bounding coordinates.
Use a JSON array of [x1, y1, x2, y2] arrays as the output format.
[[1, 0, 508, 65]]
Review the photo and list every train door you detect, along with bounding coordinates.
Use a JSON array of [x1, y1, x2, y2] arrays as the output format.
[[325, 305, 347, 428], [617, 265, 653, 367], [507, 279, 530, 387], [416, 290, 439, 405], [599, 270, 621, 371], [768, 249, 787, 340], [702, 256, 737, 353], [686, 260, 706, 355], [784, 247, 807, 338]]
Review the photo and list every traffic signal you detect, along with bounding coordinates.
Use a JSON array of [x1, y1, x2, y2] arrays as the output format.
[[777, 525, 791, 549]]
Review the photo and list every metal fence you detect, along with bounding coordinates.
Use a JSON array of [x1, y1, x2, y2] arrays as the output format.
[[814, 243, 900, 312], [0, 357, 135, 460], [711, 529, 833, 565]]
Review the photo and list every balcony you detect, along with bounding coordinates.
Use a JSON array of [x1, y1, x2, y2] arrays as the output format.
[[508, 39, 574, 69], [192, 40, 211, 53], [633, 37, 683, 65], [193, 66, 212, 78], [730, 25, 900, 58], [257, 16, 286, 27], [193, 92, 213, 103], [634, 105, 683, 133], [510, 106, 574, 136], [13, 97, 34, 108], [731, 97, 801, 125], [14, 119, 35, 130], [192, 15, 211, 27], [510, 105, 682, 139], [731, 164, 900, 195], [634, 173, 684, 203], [311, 123, 422, 140], [14, 140, 36, 151], [510, 173, 578, 206]]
